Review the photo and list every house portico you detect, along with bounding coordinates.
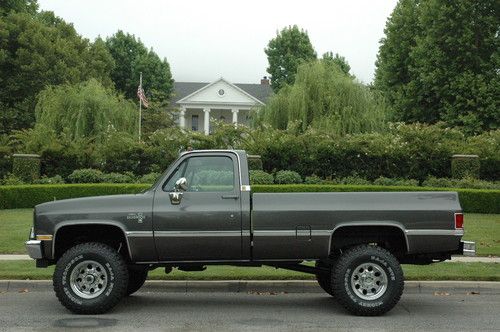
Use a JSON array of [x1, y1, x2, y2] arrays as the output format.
[[172, 77, 272, 134]]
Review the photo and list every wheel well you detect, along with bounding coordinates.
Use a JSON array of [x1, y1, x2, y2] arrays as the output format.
[[54, 224, 130, 261], [330, 226, 408, 256]]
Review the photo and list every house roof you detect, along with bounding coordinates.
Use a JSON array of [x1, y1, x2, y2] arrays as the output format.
[[171, 81, 273, 105]]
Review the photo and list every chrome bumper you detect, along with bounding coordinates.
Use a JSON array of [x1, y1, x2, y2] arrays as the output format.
[[461, 240, 476, 257], [25, 240, 43, 259]]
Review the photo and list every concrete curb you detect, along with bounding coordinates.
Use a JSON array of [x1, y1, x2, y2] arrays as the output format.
[[1, 280, 499, 294]]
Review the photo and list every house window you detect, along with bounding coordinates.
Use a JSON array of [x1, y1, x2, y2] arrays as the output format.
[[192, 115, 199, 131]]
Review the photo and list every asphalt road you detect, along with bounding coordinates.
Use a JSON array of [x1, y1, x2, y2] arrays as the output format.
[[0, 291, 499, 331]]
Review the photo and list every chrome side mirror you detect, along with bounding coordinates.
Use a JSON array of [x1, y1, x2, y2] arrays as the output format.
[[175, 177, 188, 192], [169, 191, 183, 205]]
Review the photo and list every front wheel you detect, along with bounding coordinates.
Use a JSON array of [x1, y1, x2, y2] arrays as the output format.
[[126, 266, 148, 296], [53, 242, 129, 314], [331, 245, 404, 316]]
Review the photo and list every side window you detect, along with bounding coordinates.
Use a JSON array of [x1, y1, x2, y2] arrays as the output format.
[[164, 156, 235, 192]]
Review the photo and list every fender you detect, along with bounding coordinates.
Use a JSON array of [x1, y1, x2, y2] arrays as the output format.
[[328, 221, 409, 254], [52, 220, 132, 260]]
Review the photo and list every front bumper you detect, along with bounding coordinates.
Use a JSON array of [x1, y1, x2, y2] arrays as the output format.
[[25, 240, 43, 259], [460, 240, 476, 256]]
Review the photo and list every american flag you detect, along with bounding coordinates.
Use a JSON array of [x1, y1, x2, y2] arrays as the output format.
[[137, 85, 149, 108]]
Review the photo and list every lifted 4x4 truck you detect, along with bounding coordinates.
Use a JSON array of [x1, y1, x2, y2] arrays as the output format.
[[25, 150, 475, 316]]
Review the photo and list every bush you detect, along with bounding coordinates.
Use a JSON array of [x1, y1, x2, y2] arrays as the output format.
[[67, 169, 105, 183], [0, 141, 11, 180], [138, 172, 161, 184], [451, 155, 480, 179], [249, 170, 274, 184], [33, 175, 65, 184], [275, 170, 302, 184], [373, 177, 419, 187], [248, 156, 263, 171], [102, 172, 135, 183], [1, 174, 24, 185], [12, 154, 40, 182], [330, 176, 371, 185], [304, 175, 322, 184], [422, 177, 500, 190]]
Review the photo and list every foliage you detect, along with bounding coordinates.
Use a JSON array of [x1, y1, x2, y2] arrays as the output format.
[[249, 170, 274, 185], [0, 10, 114, 134], [256, 60, 390, 135], [330, 176, 371, 185], [1, 174, 24, 185], [375, 0, 499, 132], [304, 175, 322, 184], [138, 172, 161, 184], [102, 172, 135, 184], [105, 30, 173, 102], [462, 130, 500, 181], [0, 0, 38, 16], [1, 183, 498, 213], [322, 52, 351, 76], [12, 154, 40, 182], [32, 175, 64, 184], [372, 177, 419, 187], [34, 79, 138, 143], [67, 169, 105, 184], [274, 170, 302, 184], [247, 156, 263, 171], [265, 25, 317, 92], [0, 135, 11, 179], [422, 177, 500, 190], [451, 155, 480, 179]]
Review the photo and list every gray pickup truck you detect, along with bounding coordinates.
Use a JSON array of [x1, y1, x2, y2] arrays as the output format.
[[25, 149, 475, 316]]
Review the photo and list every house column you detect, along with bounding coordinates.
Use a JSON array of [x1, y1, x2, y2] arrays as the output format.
[[179, 106, 186, 129], [231, 108, 239, 126], [203, 108, 210, 135]]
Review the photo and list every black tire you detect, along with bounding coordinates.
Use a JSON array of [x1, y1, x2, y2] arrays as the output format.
[[331, 245, 404, 316], [53, 242, 129, 314], [126, 266, 148, 296], [315, 261, 334, 296]]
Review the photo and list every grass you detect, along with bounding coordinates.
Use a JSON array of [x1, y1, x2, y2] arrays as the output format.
[[1, 209, 498, 256], [0, 261, 498, 281]]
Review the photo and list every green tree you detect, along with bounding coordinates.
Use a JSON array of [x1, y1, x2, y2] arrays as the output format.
[[256, 60, 390, 135], [105, 30, 173, 102], [0, 10, 115, 134], [265, 25, 317, 92], [33, 79, 137, 142], [374, 0, 421, 117], [407, 0, 499, 132], [322, 52, 351, 76], [0, 0, 38, 16]]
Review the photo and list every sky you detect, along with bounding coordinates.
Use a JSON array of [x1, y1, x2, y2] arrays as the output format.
[[38, 0, 398, 84]]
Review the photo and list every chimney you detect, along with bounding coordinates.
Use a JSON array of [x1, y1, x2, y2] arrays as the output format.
[[260, 76, 270, 85]]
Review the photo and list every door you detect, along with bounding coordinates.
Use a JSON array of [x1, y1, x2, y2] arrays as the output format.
[[153, 153, 242, 261]]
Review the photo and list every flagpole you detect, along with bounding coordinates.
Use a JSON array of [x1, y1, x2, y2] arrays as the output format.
[[139, 72, 142, 141]]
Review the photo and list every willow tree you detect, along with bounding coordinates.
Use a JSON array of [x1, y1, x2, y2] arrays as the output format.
[[257, 60, 390, 135], [34, 79, 138, 142]]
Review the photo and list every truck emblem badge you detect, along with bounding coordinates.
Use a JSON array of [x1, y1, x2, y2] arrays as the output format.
[[127, 213, 145, 224]]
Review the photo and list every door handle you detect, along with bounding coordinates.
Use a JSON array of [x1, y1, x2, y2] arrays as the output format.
[[221, 195, 239, 200]]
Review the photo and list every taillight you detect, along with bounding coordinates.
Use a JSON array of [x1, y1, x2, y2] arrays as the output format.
[[455, 213, 464, 229]]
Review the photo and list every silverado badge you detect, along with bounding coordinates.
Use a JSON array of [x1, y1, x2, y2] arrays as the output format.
[[127, 212, 145, 224]]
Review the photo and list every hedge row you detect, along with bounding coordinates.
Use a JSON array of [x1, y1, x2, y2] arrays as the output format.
[[0, 184, 498, 214]]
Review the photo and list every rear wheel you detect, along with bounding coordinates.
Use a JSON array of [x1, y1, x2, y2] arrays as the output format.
[[126, 266, 148, 296], [53, 242, 129, 314], [331, 245, 404, 316]]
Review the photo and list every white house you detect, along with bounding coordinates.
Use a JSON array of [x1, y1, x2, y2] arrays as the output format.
[[171, 77, 272, 134]]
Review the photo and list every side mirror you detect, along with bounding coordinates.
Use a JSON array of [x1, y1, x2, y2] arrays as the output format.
[[169, 192, 183, 205], [175, 177, 188, 192]]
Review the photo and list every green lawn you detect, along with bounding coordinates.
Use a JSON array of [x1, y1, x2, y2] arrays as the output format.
[[0, 261, 498, 281], [1, 209, 498, 256]]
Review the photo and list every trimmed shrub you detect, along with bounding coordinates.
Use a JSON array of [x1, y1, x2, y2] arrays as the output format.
[[249, 170, 274, 184], [0, 184, 498, 213], [422, 177, 500, 190], [138, 172, 161, 184], [373, 177, 419, 187], [451, 155, 480, 179], [330, 176, 371, 185], [275, 170, 302, 184], [304, 175, 322, 184], [102, 172, 135, 183], [67, 169, 105, 183], [12, 154, 40, 182], [33, 175, 65, 184]]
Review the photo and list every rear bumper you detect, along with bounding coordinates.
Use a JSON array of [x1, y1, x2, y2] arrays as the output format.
[[460, 240, 476, 257], [25, 240, 43, 259]]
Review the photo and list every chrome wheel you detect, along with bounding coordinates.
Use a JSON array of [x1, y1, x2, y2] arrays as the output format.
[[350, 262, 387, 300], [69, 260, 108, 299]]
